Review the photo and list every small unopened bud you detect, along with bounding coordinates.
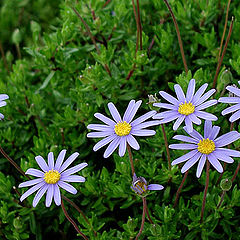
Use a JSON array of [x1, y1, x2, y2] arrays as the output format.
[[147, 93, 159, 105], [220, 178, 232, 191]]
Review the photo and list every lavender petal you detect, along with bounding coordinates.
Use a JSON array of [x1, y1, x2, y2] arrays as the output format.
[[226, 86, 240, 97], [123, 100, 135, 122], [215, 131, 240, 147], [195, 111, 218, 121], [61, 175, 86, 182], [181, 152, 202, 173], [174, 84, 186, 102], [173, 135, 199, 144], [153, 103, 177, 110], [132, 120, 161, 130], [32, 184, 48, 208], [103, 137, 121, 158], [0, 94, 9, 101], [94, 113, 116, 127], [87, 131, 114, 138], [188, 114, 201, 125], [87, 124, 113, 131], [171, 149, 198, 165], [192, 83, 208, 104], [61, 163, 88, 177], [183, 126, 203, 140], [58, 181, 77, 194], [169, 143, 198, 150], [215, 148, 240, 157], [48, 152, 54, 170], [159, 91, 179, 105], [20, 181, 45, 202], [204, 120, 212, 139], [127, 100, 142, 123], [218, 97, 240, 104], [186, 79, 195, 102], [53, 184, 61, 206], [208, 153, 223, 173], [147, 184, 164, 191], [222, 103, 240, 116], [208, 126, 220, 140], [131, 129, 156, 136], [126, 135, 140, 150], [45, 184, 54, 207], [59, 152, 79, 173], [173, 115, 185, 130], [118, 136, 127, 157], [212, 151, 234, 163], [131, 110, 156, 126], [229, 109, 240, 122], [93, 135, 116, 151], [195, 89, 216, 106], [185, 116, 193, 133], [196, 100, 217, 111], [0, 101, 7, 107], [25, 168, 44, 177], [19, 178, 43, 188], [35, 156, 49, 172], [196, 154, 206, 178], [108, 102, 122, 123], [54, 149, 67, 171]]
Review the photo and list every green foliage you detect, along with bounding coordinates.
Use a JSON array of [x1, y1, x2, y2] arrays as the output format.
[[1, 0, 240, 239]]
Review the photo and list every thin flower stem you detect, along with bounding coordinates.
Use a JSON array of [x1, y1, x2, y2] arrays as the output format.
[[136, 0, 142, 51], [0, 146, 30, 179], [62, 195, 97, 237], [174, 170, 189, 208], [163, 0, 188, 73], [61, 200, 88, 240], [218, 0, 231, 62], [200, 160, 210, 223], [146, 204, 154, 224], [216, 121, 234, 185], [213, 16, 234, 89], [135, 197, 147, 240], [71, 6, 111, 77], [231, 162, 240, 183], [102, 0, 111, 8], [127, 144, 135, 176], [217, 190, 226, 209], [161, 124, 171, 171]]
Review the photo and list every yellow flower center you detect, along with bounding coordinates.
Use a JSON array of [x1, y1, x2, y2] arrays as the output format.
[[44, 169, 61, 184], [132, 179, 148, 195], [178, 101, 195, 115], [114, 121, 131, 136], [198, 138, 215, 155]]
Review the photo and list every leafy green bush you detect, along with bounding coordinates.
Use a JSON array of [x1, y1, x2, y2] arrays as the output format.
[[0, 0, 240, 239]]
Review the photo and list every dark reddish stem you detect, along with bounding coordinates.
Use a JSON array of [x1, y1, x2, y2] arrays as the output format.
[[161, 124, 171, 170], [217, 190, 226, 209], [200, 160, 210, 223], [135, 197, 147, 240], [127, 144, 135, 176], [218, 0, 231, 62], [71, 6, 111, 77], [231, 162, 240, 183], [146, 204, 154, 224], [0, 146, 30, 179], [102, 0, 111, 8], [136, 0, 142, 50], [163, 0, 188, 73], [174, 170, 189, 207], [62, 195, 97, 236], [213, 17, 234, 89], [61, 200, 88, 240]]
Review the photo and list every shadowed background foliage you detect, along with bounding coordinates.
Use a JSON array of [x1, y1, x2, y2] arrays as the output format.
[[0, 0, 240, 239]]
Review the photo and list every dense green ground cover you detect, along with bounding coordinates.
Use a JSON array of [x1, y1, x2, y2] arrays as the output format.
[[0, 0, 240, 239]]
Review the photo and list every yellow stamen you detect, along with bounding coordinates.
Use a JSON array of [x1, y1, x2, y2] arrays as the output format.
[[44, 169, 61, 184], [178, 101, 195, 115], [198, 138, 215, 155], [114, 121, 131, 136]]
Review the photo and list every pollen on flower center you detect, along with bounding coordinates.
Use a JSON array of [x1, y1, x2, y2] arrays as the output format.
[[114, 121, 131, 136], [178, 101, 195, 115], [44, 169, 61, 184], [132, 179, 148, 195], [198, 138, 215, 155]]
